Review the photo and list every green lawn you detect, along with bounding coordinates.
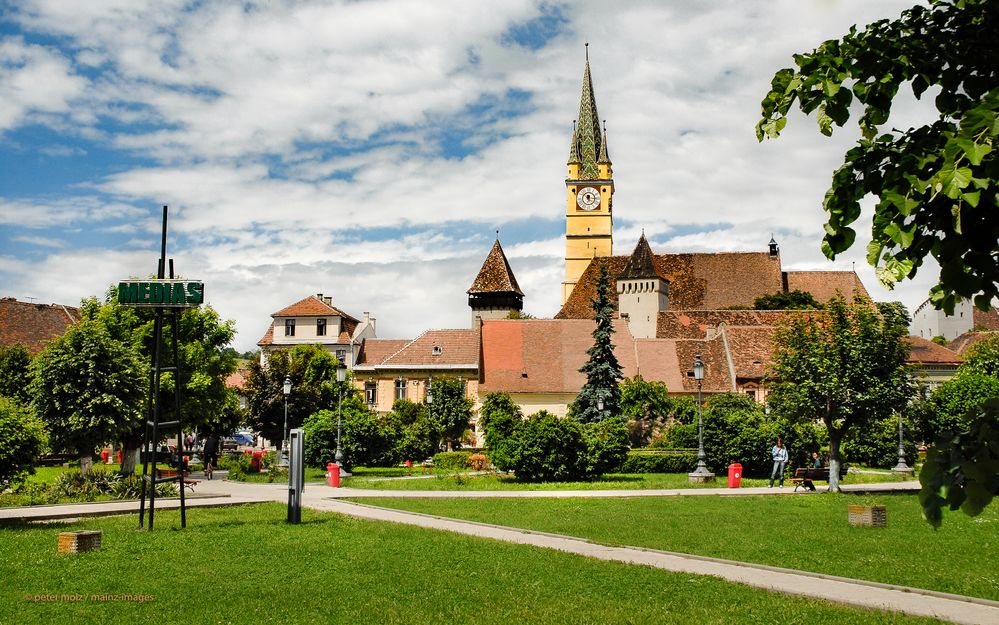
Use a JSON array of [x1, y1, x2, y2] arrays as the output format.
[[364, 493, 999, 601], [341, 470, 910, 491], [0, 503, 944, 625]]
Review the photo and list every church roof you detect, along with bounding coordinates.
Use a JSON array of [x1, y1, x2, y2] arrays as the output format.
[[906, 336, 963, 365], [618, 234, 661, 280], [468, 239, 523, 296], [568, 48, 607, 180], [557, 252, 785, 318], [783, 271, 870, 303]]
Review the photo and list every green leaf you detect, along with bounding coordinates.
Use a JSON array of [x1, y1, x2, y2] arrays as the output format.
[[817, 106, 834, 136], [952, 203, 962, 234], [939, 165, 973, 199], [956, 139, 992, 166], [962, 191, 981, 207]]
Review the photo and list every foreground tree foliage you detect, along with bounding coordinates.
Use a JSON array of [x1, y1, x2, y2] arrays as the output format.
[[758, 0, 999, 313], [427, 377, 473, 450], [572, 265, 623, 422], [766, 297, 912, 491], [0, 396, 48, 486], [0, 344, 33, 404], [30, 319, 146, 473]]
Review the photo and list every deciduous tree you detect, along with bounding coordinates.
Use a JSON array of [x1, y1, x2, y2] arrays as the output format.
[[0, 344, 32, 404], [766, 297, 913, 490]]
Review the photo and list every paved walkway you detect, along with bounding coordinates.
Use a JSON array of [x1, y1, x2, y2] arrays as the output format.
[[3, 478, 994, 625]]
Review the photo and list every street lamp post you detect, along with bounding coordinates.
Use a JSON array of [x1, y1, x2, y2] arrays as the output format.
[[688, 353, 715, 483], [280, 375, 292, 467], [334, 363, 346, 468], [892, 412, 913, 474]]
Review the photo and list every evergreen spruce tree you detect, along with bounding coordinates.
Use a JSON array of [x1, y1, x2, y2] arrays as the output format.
[[572, 264, 623, 423]]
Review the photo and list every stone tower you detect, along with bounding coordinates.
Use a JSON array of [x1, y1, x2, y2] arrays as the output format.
[[468, 237, 524, 325]]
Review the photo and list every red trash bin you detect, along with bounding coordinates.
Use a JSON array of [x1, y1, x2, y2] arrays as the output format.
[[327, 463, 341, 488], [727, 463, 743, 488]]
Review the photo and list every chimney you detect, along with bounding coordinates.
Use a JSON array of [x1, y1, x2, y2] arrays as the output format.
[[316, 292, 323, 300]]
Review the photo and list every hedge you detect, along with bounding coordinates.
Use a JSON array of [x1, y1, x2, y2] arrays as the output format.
[[621, 450, 697, 474], [432, 451, 472, 471]]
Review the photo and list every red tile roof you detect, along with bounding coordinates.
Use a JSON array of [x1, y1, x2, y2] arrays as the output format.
[[947, 331, 998, 355], [257, 325, 274, 347], [0, 297, 79, 355], [355, 339, 411, 366], [784, 271, 870, 303], [225, 369, 248, 391], [906, 336, 962, 365], [973, 307, 999, 331], [271, 294, 359, 321], [378, 329, 480, 368], [656, 310, 795, 340]]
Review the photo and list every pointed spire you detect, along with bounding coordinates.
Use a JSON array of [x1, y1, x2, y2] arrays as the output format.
[[618, 233, 660, 280], [597, 119, 610, 164], [567, 45, 603, 179], [468, 238, 524, 296], [568, 120, 581, 164]]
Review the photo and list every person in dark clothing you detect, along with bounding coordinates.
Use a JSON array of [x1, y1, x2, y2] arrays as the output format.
[[203, 434, 219, 480]]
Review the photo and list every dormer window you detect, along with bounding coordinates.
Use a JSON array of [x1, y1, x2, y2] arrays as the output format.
[[432, 345, 442, 356], [316, 318, 327, 336], [284, 319, 295, 336]]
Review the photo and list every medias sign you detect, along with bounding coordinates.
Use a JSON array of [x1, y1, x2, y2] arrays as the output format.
[[118, 280, 204, 308]]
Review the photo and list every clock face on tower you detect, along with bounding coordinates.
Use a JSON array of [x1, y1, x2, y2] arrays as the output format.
[[576, 187, 601, 211]]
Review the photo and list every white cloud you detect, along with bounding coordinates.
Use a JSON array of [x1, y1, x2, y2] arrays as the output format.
[[2, 0, 947, 351]]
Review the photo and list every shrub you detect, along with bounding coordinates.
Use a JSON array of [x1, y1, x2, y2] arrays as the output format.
[[581, 417, 630, 475], [303, 407, 397, 470], [650, 421, 697, 450], [219, 453, 253, 480], [842, 416, 920, 469], [507, 411, 588, 481], [621, 450, 697, 473], [433, 451, 472, 471], [479, 392, 523, 471], [468, 453, 489, 470], [923, 374, 999, 442], [0, 396, 48, 487]]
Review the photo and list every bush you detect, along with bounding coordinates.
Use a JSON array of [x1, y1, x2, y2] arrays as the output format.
[[923, 374, 999, 443], [508, 411, 589, 481], [581, 417, 629, 475], [0, 396, 48, 487], [468, 453, 489, 470], [621, 450, 697, 473], [479, 392, 523, 471], [219, 452, 253, 480], [303, 405, 397, 470], [842, 415, 919, 469], [433, 451, 472, 471], [650, 422, 697, 450]]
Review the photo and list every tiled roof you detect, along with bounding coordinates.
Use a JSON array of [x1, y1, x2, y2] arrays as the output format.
[[355, 339, 410, 366], [0, 297, 79, 355], [557, 252, 784, 319], [657, 310, 795, 340], [479, 319, 735, 395], [946, 331, 997, 356], [906, 336, 962, 365], [618, 234, 660, 280], [257, 324, 274, 347], [225, 369, 247, 391], [784, 271, 870, 303], [379, 329, 480, 367], [724, 326, 780, 380], [973, 307, 999, 331], [468, 239, 523, 295], [570, 56, 605, 179], [271, 295, 359, 321]]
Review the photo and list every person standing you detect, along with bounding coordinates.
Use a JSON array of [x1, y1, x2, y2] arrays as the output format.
[[769, 438, 788, 488], [203, 434, 219, 480]]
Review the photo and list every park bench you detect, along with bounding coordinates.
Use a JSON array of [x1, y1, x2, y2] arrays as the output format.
[[789, 465, 849, 492], [155, 467, 200, 492]]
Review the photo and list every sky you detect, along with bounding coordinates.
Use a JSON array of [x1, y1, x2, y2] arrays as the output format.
[[0, 0, 939, 352]]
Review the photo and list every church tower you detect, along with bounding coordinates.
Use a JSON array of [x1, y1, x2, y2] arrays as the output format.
[[562, 44, 614, 305]]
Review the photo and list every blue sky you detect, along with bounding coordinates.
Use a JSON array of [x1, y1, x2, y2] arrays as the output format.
[[1, 0, 935, 351]]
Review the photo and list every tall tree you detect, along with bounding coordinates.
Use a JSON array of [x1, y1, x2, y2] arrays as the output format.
[[30, 319, 146, 473], [0, 344, 33, 404], [766, 297, 913, 491], [245, 344, 342, 450], [757, 0, 999, 314], [572, 264, 623, 423], [0, 396, 48, 486]]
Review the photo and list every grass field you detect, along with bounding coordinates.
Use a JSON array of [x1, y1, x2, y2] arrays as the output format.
[[0, 503, 945, 625], [364, 492, 999, 601]]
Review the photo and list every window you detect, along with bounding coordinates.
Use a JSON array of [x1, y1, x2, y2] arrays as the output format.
[[284, 319, 295, 336], [364, 382, 377, 406], [395, 379, 407, 400], [316, 318, 326, 336], [432, 345, 442, 355]]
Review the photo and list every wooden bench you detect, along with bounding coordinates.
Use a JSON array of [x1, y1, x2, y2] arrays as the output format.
[[155, 468, 200, 492], [789, 466, 849, 491]]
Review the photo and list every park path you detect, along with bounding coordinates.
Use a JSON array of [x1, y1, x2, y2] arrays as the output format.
[[4, 479, 996, 625]]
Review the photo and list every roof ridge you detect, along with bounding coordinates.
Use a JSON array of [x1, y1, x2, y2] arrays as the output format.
[[382, 329, 428, 364]]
